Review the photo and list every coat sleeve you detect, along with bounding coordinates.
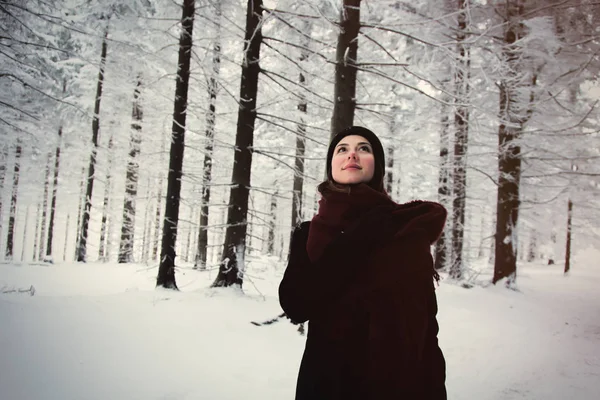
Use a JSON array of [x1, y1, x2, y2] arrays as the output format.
[[278, 222, 360, 324], [278, 222, 314, 324]]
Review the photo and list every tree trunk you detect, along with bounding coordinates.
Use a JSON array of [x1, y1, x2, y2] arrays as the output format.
[[5, 140, 22, 260], [45, 125, 63, 262], [435, 89, 452, 271], [156, 0, 195, 289], [267, 189, 278, 255], [330, 0, 361, 139], [141, 178, 152, 263], [63, 213, 70, 262], [450, 0, 470, 280], [77, 29, 108, 262], [119, 77, 143, 263], [98, 134, 114, 262], [195, 2, 221, 270], [212, 0, 264, 288], [564, 198, 573, 274], [493, 1, 533, 285], [74, 167, 86, 260], [33, 201, 41, 261], [152, 174, 163, 262], [291, 16, 311, 231], [0, 144, 7, 253], [38, 152, 52, 260], [21, 205, 30, 262]]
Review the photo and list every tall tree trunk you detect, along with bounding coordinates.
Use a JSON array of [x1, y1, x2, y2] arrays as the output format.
[[156, 0, 195, 289], [450, 0, 470, 280], [330, 0, 361, 139], [33, 201, 41, 261], [119, 77, 143, 263], [38, 152, 52, 260], [493, 0, 534, 285], [5, 140, 22, 260], [267, 189, 278, 255], [21, 205, 30, 262], [45, 125, 63, 262], [564, 198, 573, 274], [0, 144, 7, 253], [77, 29, 108, 262], [435, 90, 452, 271], [141, 177, 152, 263], [195, 2, 221, 270], [290, 15, 311, 231], [63, 213, 70, 262], [152, 173, 163, 261], [212, 0, 264, 288], [74, 167, 86, 260], [98, 134, 114, 261]]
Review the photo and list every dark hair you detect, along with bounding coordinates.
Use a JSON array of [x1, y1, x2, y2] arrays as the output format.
[[319, 126, 386, 195]]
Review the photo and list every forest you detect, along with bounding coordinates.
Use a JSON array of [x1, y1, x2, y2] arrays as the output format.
[[1, 0, 599, 290]]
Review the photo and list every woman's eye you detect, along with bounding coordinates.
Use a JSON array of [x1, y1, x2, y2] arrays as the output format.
[[337, 146, 346, 153], [360, 145, 371, 152]]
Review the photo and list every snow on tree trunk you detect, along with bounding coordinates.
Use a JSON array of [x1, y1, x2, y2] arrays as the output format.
[[435, 89, 452, 271], [38, 152, 52, 260], [156, 0, 195, 289], [45, 125, 63, 262], [267, 188, 278, 255], [152, 172, 163, 262], [212, 0, 264, 288], [98, 134, 114, 262], [21, 205, 30, 262], [330, 0, 361, 139], [450, 0, 470, 280], [5, 140, 22, 260], [195, 1, 221, 270], [33, 200, 41, 261], [63, 213, 69, 262], [118, 77, 143, 263], [77, 29, 108, 262]]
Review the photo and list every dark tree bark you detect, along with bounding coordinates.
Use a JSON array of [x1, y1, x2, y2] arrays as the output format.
[[493, 1, 537, 285], [212, 0, 264, 288], [450, 0, 470, 280], [5, 140, 22, 260], [98, 134, 114, 261], [564, 198, 573, 274], [435, 90, 452, 271], [195, 1, 221, 270], [330, 0, 361, 139], [45, 125, 63, 262], [77, 29, 108, 262], [38, 152, 52, 260], [118, 77, 143, 263], [0, 144, 6, 252], [156, 0, 195, 289]]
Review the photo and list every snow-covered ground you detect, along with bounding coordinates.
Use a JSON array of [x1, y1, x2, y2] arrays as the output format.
[[1, 249, 599, 400]]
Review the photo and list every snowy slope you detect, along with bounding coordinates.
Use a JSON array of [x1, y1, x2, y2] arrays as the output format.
[[1, 250, 599, 400]]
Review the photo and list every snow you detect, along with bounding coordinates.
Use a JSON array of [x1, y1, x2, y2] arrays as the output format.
[[1, 250, 599, 400]]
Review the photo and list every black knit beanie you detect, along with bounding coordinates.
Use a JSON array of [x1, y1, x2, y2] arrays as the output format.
[[326, 126, 386, 191]]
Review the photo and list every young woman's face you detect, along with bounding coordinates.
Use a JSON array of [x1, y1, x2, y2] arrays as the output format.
[[331, 135, 375, 185]]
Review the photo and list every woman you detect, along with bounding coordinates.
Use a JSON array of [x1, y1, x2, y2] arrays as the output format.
[[279, 126, 447, 400]]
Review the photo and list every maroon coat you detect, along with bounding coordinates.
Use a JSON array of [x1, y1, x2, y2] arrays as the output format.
[[279, 202, 447, 400]]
